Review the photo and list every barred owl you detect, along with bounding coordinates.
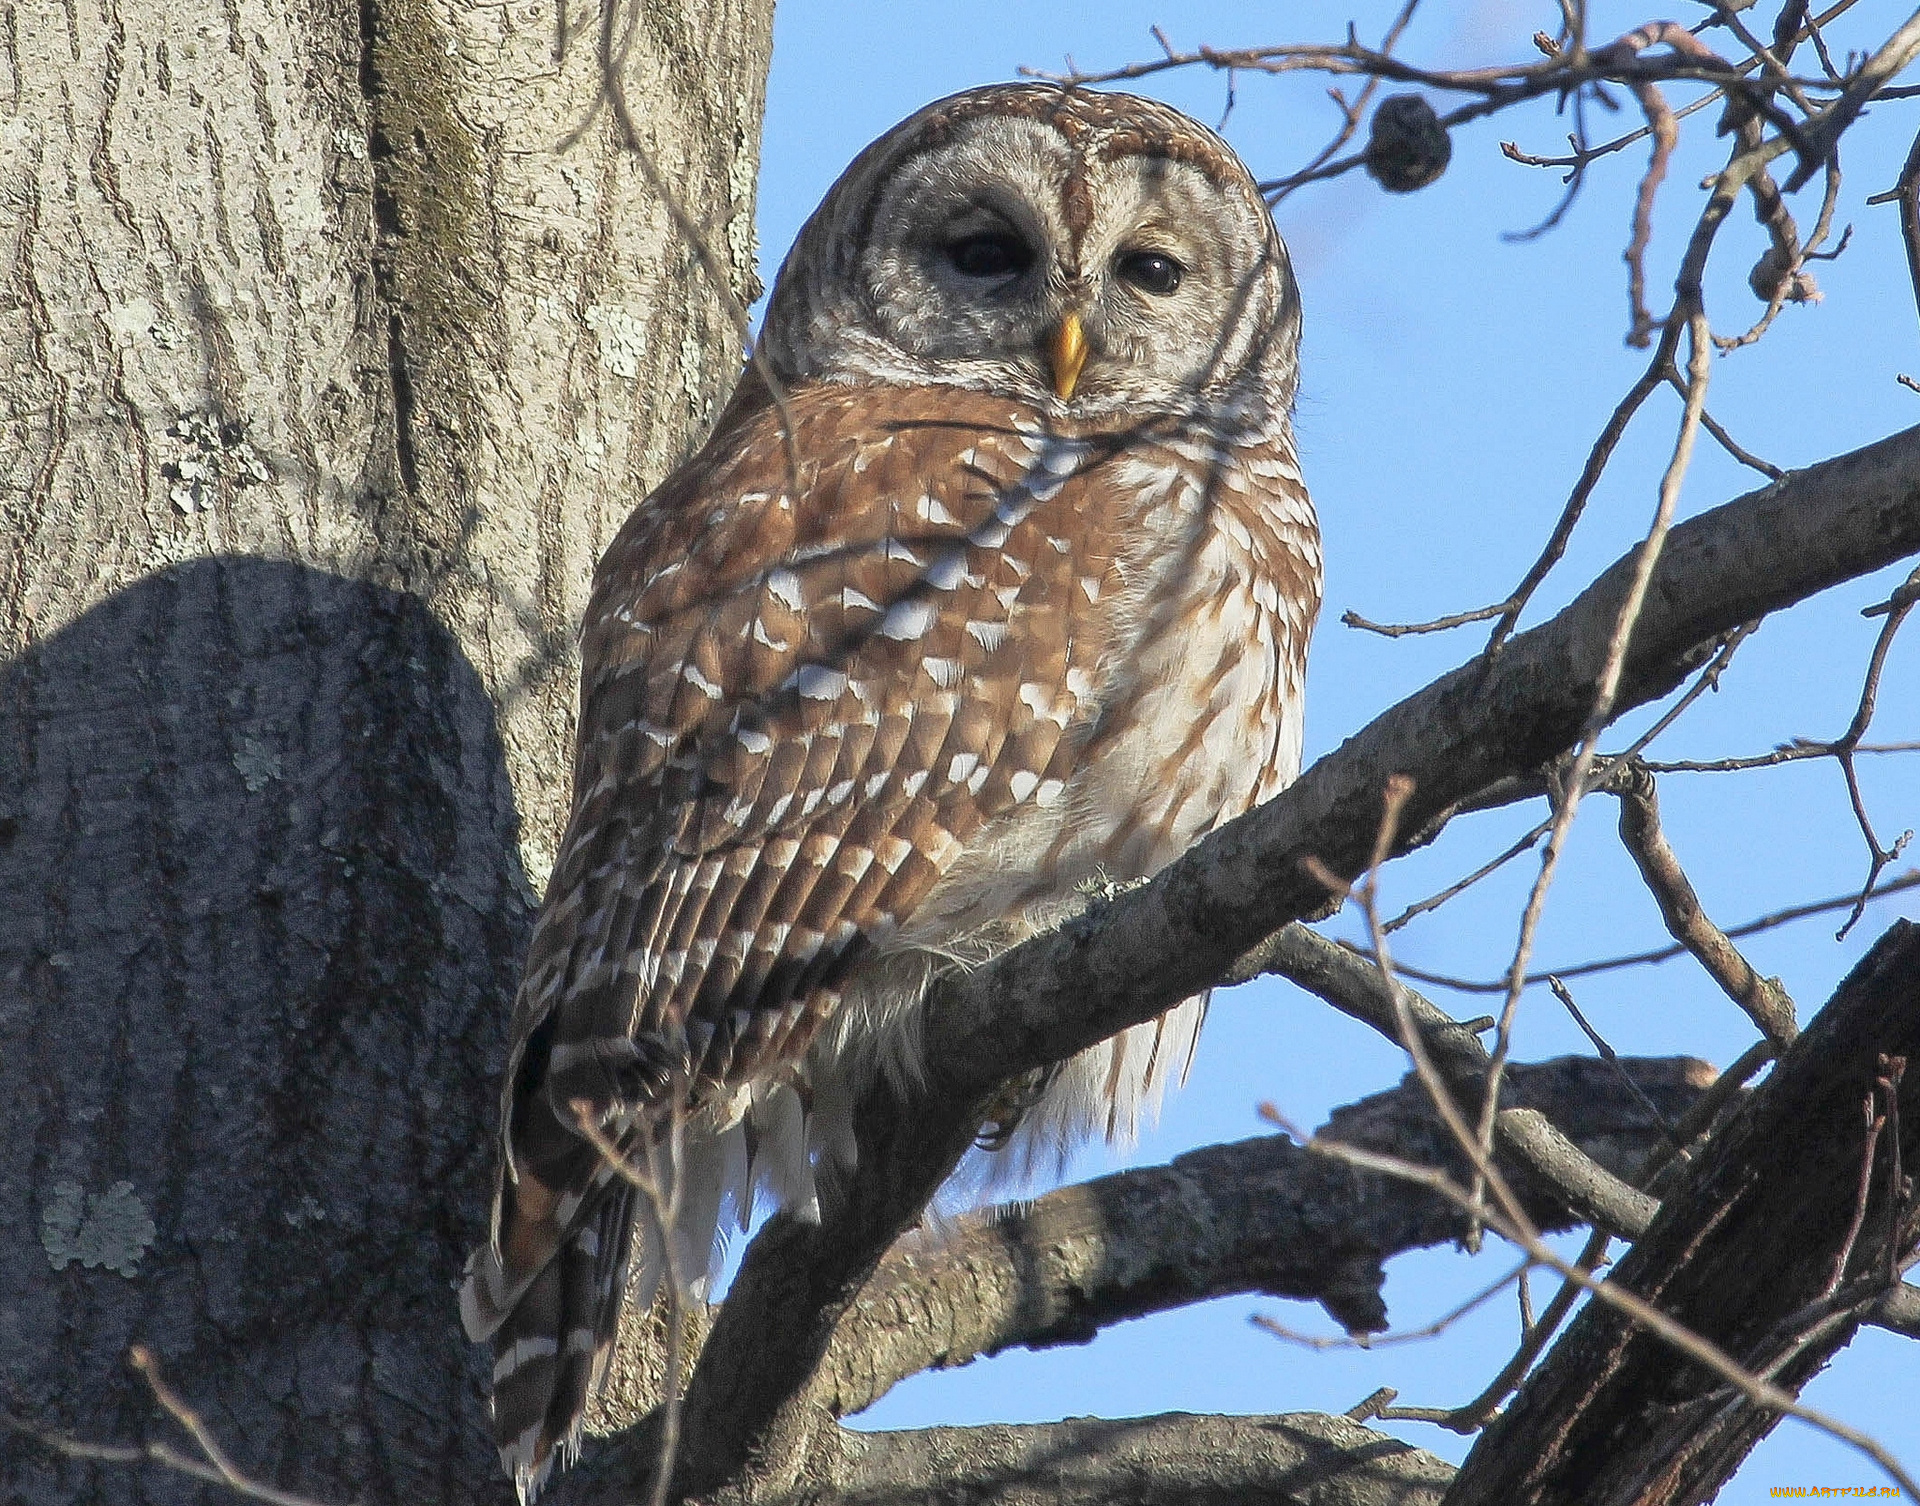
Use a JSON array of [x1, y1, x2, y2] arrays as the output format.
[[462, 82, 1321, 1500]]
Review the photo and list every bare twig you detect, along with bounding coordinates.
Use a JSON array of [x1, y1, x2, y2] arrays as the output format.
[[2, 1408, 346, 1506], [1255, 923, 1662, 1243], [1716, 120, 1845, 352], [1821, 1067, 1893, 1301], [1622, 78, 1681, 348], [1546, 974, 1683, 1142], [1382, 817, 1553, 933], [3, 1351, 350, 1506], [1645, 741, 1920, 774], [1610, 760, 1799, 1046], [1670, 371, 1785, 475], [1343, 600, 1509, 638], [1606, 620, 1758, 767], [1379, 868, 1920, 994], [1251, 1255, 1528, 1352], [1833, 566, 1920, 938]]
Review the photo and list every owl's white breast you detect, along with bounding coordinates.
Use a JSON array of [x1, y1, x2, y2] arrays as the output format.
[[901, 434, 1319, 951]]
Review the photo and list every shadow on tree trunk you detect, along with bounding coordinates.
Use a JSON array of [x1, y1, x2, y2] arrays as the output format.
[[1, 556, 522, 1505]]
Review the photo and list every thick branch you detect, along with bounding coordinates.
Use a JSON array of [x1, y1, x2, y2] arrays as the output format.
[[673, 428, 1920, 1499], [811, 1056, 1710, 1422], [935, 426, 1920, 1102], [1444, 921, 1920, 1506], [800, 1412, 1454, 1506]]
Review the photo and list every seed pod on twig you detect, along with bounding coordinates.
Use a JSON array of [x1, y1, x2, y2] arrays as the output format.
[[1366, 94, 1451, 193]]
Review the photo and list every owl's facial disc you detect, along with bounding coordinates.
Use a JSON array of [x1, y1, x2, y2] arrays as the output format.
[[759, 89, 1299, 431], [857, 115, 1286, 415]]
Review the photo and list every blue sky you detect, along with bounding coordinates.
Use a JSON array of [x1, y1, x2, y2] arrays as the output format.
[[748, 3, 1919, 1494]]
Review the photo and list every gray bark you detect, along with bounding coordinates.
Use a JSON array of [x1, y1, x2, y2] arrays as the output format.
[[0, 1, 773, 1501], [797, 1412, 1456, 1506]]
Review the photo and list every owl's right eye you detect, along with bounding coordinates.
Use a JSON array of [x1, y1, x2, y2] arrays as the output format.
[[944, 233, 1033, 280]]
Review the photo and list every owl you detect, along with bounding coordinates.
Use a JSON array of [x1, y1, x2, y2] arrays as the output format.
[[461, 82, 1321, 1501]]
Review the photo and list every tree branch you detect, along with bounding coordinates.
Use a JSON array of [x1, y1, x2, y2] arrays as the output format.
[[800, 1411, 1455, 1506], [1443, 921, 1920, 1505], [809, 1055, 1710, 1423], [668, 425, 1920, 1500], [1610, 760, 1800, 1047], [1237, 924, 1661, 1238]]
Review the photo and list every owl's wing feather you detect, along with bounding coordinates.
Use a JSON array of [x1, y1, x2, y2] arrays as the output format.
[[535, 387, 1114, 1112], [463, 382, 1129, 1496]]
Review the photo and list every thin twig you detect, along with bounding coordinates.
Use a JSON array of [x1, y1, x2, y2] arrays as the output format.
[[1546, 975, 1683, 1142], [1823, 1078, 1890, 1301], [1376, 868, 1920, 994], [1832, 566, 1920, 938], [2, 1408, 347, 1506], [2, 1351, 353, 1506], [1645, 741, 1920, 774], [1382, 817, 1553, 934], [1668, 370, 1785, 475], [1606, 622, 1758, 769], [1251, 1255, 1528, 1351], [1623, 80, 1681, 347]]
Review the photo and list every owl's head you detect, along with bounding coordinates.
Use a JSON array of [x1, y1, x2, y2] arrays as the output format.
[[760, 83, 1300, 433]]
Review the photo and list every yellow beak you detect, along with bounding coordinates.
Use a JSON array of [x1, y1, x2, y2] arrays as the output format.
[[1048, 313, 1089, 401]]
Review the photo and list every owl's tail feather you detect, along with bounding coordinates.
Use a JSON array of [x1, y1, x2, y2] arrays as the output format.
[[461, 1119, 755, 1504], [472, 1182, 645, 1505]]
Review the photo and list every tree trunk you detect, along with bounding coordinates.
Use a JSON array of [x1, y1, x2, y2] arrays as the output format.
[[0, 0, 773, 1499]]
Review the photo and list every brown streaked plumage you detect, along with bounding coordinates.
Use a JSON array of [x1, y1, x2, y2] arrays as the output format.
[[462, 82, 1321, 1501]]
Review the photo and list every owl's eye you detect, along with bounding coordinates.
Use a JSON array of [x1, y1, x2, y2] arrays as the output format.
[[1116, 250, 1185, 296], [945, 232, 1033, 280]]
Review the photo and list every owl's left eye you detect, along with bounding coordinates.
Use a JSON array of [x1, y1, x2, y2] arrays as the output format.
[[1116, 250, 1185, 296], [945, 232, 1034, 280]]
